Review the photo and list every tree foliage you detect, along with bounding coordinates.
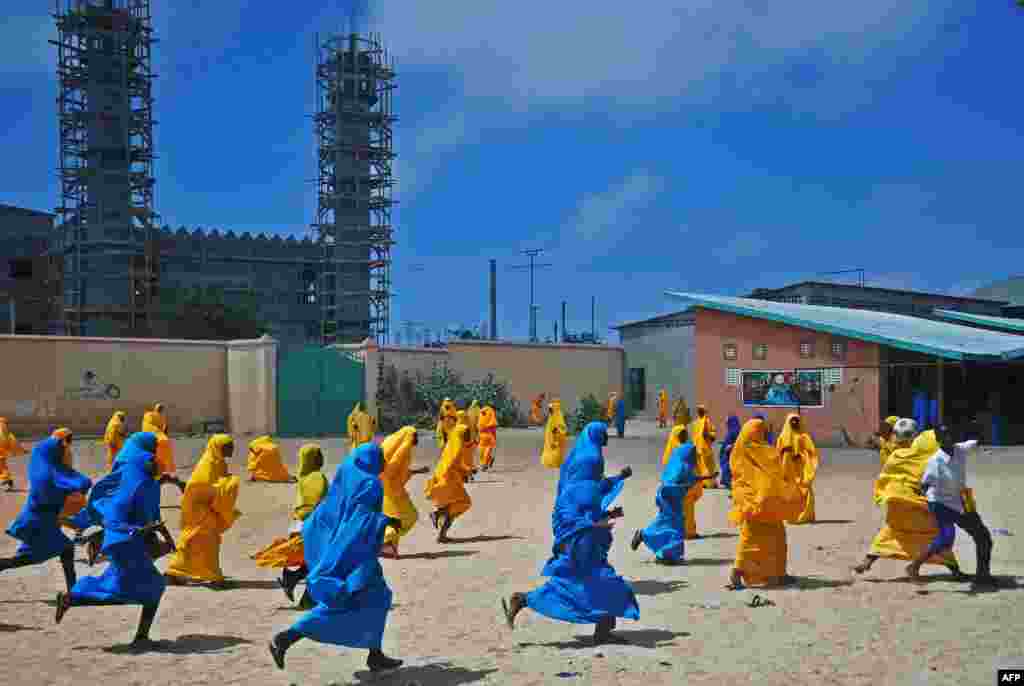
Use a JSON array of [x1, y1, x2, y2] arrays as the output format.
[[151, 286, 269, 340], [570, 393, 605, 435]]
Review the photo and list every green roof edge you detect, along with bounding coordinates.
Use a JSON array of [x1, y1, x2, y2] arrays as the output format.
[[933, 308, 1024, 334]]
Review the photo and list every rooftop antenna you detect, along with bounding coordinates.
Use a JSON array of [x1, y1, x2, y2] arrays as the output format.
[[508, 249, 553, 342]]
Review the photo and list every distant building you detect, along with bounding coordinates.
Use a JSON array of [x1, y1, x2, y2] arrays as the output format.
[[0, 204, 60, 334]]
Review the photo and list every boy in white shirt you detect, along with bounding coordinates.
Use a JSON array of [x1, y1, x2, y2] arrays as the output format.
[[906, 425, 995, 588]]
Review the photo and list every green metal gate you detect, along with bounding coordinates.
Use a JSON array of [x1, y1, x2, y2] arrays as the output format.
[[277, 345, 365, 437]]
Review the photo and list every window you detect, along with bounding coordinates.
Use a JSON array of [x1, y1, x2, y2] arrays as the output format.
[[830, 340, 847, 360], [723, 343, 738, 361], [725, 368, 741, 387], [799, 340, 815, 359], [752, 343, 768, 361], [9, 259, 33, 280], [824, 368, 843, 386]]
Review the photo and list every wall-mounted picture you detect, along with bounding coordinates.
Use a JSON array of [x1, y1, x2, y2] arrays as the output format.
[[741, 369, 824, 408]]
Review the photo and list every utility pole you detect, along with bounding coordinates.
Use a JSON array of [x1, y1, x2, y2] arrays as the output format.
[[508, 249, 552, 342], [561, 301, 567, 343], [591, 296, 596, 343]]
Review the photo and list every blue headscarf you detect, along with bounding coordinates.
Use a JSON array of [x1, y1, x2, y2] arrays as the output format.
[[551, 422, 624, 546], [722, 416, 741, 448], [302, 443, 390, 607], [76, 433, 161, 553], [26, 437, 92, 509], [661, 442, 698, 488]]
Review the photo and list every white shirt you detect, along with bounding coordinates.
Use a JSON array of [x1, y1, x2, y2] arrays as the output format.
[[921, 440, 976, 513]]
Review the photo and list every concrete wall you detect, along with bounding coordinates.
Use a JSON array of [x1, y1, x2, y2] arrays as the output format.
[[0, 334, 277, 438], [351, 340, 625, 420], [620, 322, 696, 417], [694, 308, 881, 447]]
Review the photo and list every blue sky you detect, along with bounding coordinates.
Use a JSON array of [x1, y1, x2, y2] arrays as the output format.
[[3, 1, 1023, 343]]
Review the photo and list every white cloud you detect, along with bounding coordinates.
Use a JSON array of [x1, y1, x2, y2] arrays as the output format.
[[396, 110, 471, 200], [562, 170, 666, 248]]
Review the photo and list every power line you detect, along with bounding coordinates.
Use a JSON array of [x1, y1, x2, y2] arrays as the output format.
[[508, 249, 553, 342]]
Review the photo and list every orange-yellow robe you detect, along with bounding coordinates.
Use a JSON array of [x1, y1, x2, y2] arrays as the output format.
[[656, 390, 669, 427], [166, 435, 241, 583], [435, 398, 458, 448], [529, 394, 546, 426], [424, 421, 472, 520], [347, 402, 376, 450], [478, 406, 498, 469], [0, 418, 28, 484], [51, 428, 88, 526], [691, 412, 717, 485], [252, 444, 327, 568], [142, 408, 176, 475], [103, 411, 128, 470], [541, 400, 568, 468], [381, 427, 419, 546], [663, 424, 703, 538], [777, 413, 819, 524], [247, 435, 293, 482]]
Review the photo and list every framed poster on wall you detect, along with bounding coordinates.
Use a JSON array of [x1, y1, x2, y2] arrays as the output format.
[[741, 369, 824, 408]]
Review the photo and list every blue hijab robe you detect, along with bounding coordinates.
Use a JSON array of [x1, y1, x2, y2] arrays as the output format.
[[526, 422, 639, 625], [640, 442, 699, 562], [69, 432, 165, 605], [718, 416, 741, 489], [613, 399, 626, 436], [290, 443, 392, 648], [5, 437, 92, 562]]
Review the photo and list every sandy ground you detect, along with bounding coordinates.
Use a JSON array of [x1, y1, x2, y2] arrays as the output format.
[[1, 421, 1022, 686]]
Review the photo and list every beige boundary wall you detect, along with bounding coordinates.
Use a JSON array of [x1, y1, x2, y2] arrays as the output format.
[[0, 334, 277, 438], [336, 339, 625, 420]]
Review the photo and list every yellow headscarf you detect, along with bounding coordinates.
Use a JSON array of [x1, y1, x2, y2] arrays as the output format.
[[104, 411, 127, 444], [426, 419, 470, 497], [347, 403, 376, 448], [661, 423, 689, 465], [874, 430, 939, 507], [293, 443, 327, 521], [142, 405, 167, 434], [777, 413, 819, 485], [467, 400, 481, 444], [179, 434, 240, 541], [478, 406, 497, 433], [381, 426, 417, 492], [606, 393, 617, 421], [672, 396, 691, 426], [728, 419, 803, 525], [0, 417, 25, 458], [435, 398, 458, 447], [541, 399, 568, 468]]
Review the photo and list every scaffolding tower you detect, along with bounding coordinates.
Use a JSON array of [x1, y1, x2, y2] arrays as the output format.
[[311, 32, 396, 346], [52, 0, 158, 337]]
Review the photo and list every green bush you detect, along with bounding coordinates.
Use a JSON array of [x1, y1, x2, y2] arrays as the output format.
[[570, 393, 605, 435]]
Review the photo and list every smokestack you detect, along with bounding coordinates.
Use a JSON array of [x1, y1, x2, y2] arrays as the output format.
[[591, 296, 596, 343], [489, 259, 497, 340], [561, 301, 566, 343]]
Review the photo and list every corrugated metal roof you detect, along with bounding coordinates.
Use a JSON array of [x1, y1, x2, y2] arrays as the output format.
[[933, 309, 1024, 334], [664, 291, 1024, 361], [612, 309, 695, 330]]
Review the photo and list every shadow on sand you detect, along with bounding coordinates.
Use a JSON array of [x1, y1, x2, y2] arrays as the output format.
[[0, 623, 38, 633], [783, 576, 855, 591], [466, 479, 504, 485], [903, 576, 1022, 596], [347, 660, 498, 685], [691, 533, 738, 540], [640, 556, 733, 567], [518, 629, 689, 651], [394, 550, 478, 561], [211, 579, 283, 591], [160, 505, 181, 510], [0, 598, 58, 607], [862, 573, 968, 586], [83, 634, 252, 655], [2, 488, 27, 494], [630, 579, 688, 596], [441, 535, 523, 545], [800, 519, 855, 525]]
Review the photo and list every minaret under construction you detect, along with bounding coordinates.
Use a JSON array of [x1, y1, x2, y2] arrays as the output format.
[[312, 32, 396, 345]]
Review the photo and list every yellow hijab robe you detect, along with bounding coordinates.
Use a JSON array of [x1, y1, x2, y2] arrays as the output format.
[[51, 428, 87, 525], [728, 419, 804, 586], [869, 430, 958, 567], [605, 393, 617, 422], [102, 411, 128, 470], [252, 444, 327, 568], [435, 398, 458, 448], [690, 407, 717, 486], [657, 390, 669, 426], [246, 435, 293, 482], [347, 403, 376, 450], [662, 424, 703, 538], [529, 394, 546, 426], [0, 417, 28, 484], [454, 411, 476, 474], [672, 397, 691, 427], [381, 427, 419, 546], [478, 406, 498, 469], [777, 413, 819, 524], [166, 435, 242, 583], [541, 399, 569, 469], [878, 416, 899, 469], [424, 421, 472, 520], [142, 404, 175, 475], [466, 400, 481, 461]]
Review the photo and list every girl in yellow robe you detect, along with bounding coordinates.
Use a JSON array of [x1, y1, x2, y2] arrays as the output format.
[[102, 411, 128, 471], [252, 444, 328, 601], [663, 424, 703, 539], [380, 427, 429, 558], [466, 400, 482, 470], [142, 403, 185, 491], [777, 413, 819, 524], [478, 406, 498, 471], [434, 398, 458, 448], [166, 434, 242, 586], [690, 405, 718, 489], [656, 390, 669, 428], [726, 418, 804, 589], [541, 399, 568, 468], [425, 419, 472, 543], [672, 396, 691, 427], [604, 393, 617, 422], [875, 416, 899, 468], [529, 394, 546, 426], [247, 435, 294, 482], [0, 417, 28, 491], [142, 403, 168, 434], [455, 410, 478, 480], [852, 426, 964, 579], [347, 403, 376, 450], [51, 429, 88, 527]]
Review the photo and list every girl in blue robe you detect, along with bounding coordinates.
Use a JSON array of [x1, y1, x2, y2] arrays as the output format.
[[613, 398, 626, 438], [0, 436, 91, 591], [55, 432, 165, 646], [631, 441, 706, 564], [719, 416, 741, 490], [503, 422, 639, 645], [269, 443, 405, 674]]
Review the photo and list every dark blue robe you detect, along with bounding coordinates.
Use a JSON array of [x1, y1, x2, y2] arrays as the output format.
[[69, 432, 165, 606], [290, 443, 392, 648], [613, 399, 626, 436], [640, 443, 698, 561], [718, 416, 741, 490], [5, 438, 91, 563], [526, 422, 639, 624]]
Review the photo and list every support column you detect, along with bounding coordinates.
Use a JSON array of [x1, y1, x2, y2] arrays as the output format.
[[936, 357, 945, 426]]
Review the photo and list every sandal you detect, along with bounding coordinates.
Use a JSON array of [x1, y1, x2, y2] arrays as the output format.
[[747, 594, 775, 608]]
